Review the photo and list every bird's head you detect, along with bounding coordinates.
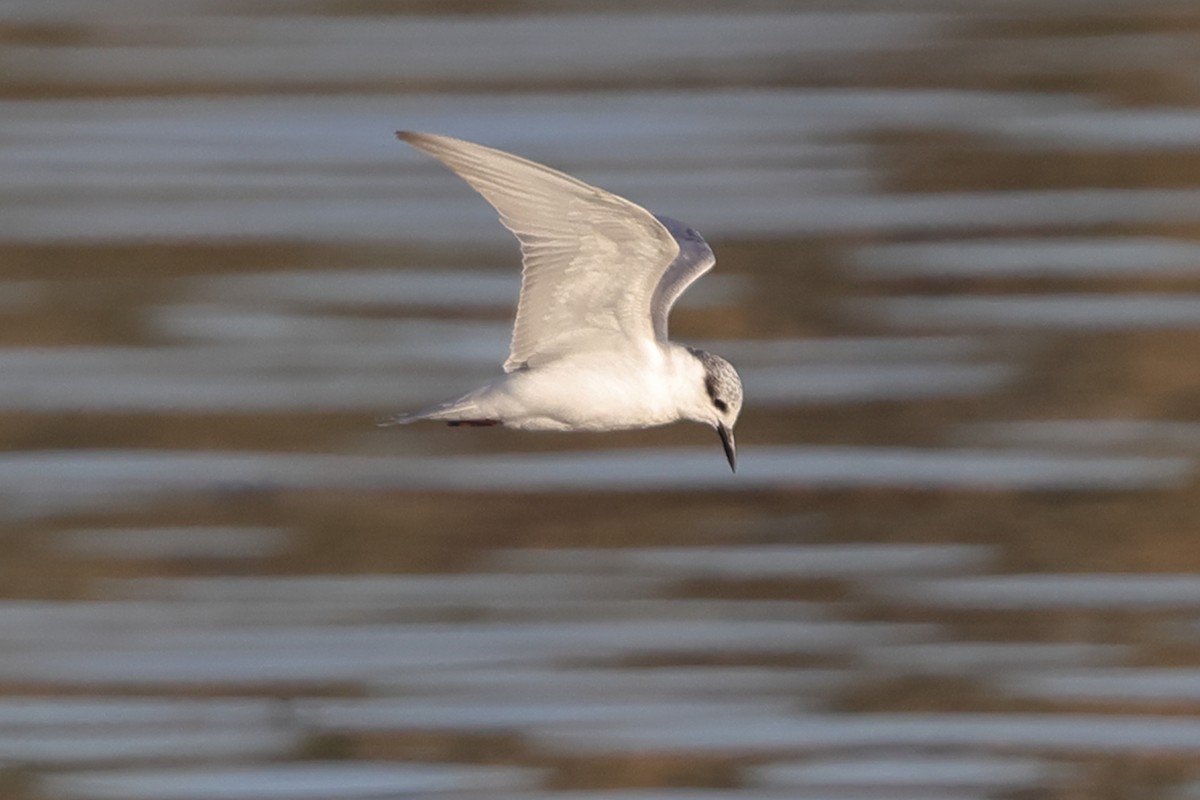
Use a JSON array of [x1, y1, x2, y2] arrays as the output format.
[[686, 348, 743, 472]]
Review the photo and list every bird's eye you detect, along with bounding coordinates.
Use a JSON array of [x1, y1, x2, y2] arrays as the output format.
[[713, 398, 728, 412]]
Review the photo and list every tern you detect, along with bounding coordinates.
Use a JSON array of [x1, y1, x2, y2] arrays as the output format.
[[380, 132, 743, 472]]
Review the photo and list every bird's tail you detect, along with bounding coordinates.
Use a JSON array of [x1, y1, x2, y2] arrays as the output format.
[[376, 394, 486, 427], [375, 410, 425, 427]]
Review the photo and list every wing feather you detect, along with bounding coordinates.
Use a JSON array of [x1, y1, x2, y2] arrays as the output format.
[[398, 132, 686, 371], [648, 216, 717, 341]]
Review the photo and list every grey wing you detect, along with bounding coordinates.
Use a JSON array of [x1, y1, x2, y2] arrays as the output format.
[[648, 215, 718, 341], [398, 132, 681, 372]]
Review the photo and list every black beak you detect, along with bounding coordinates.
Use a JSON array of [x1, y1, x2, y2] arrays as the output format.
[[717, 423, 737, 473]]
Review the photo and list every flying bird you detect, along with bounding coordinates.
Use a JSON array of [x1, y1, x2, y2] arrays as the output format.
[[380, 132, 743, 472]]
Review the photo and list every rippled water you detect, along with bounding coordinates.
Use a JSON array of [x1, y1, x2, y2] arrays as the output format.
[[5, 2, 1200, 799]]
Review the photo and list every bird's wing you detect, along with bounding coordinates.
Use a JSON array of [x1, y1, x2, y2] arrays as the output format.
[[399, 132, 683, 372], [648, 215, 717, 341]]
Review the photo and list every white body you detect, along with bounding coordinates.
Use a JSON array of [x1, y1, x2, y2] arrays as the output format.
[[439, 342, 707, 431]]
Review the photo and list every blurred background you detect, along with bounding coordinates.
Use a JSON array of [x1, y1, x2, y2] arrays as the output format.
[[3, 0, 1200, 798]]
